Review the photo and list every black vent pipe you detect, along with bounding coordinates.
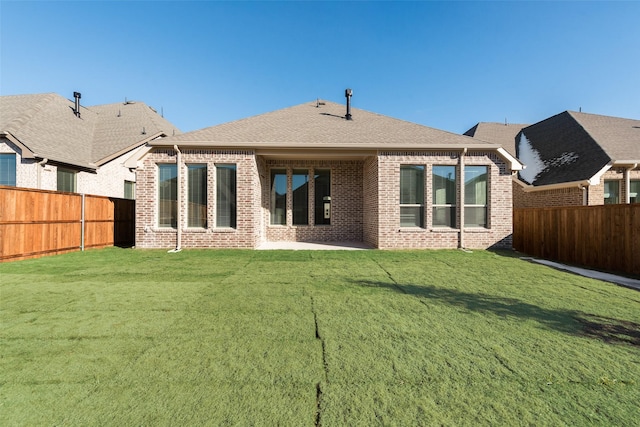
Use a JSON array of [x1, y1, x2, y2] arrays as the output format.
[[345, 88, 353, 120], [73, 92, 81, 118]]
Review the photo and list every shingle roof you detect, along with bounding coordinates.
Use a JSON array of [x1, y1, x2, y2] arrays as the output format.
[[519, 111, 640, 186], [0, 93, 181, 169], [90, 101, 181, 164], [153, 100, 499, 150], [463, 122, 528, 157], [568, 111, 640, 162]]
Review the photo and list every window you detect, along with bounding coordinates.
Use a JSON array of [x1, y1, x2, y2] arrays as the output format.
[[57, 168, 77, 192], [270, 169, 287, 225], [630, 180, 640, 204], [432, 166, 456, 227], [158, 164, 177, 228], [0, 153, 16, 186], [292, 169, 309, 225], [124, 181, 135, 200], [604, 180, 620, 204], [216, 164, 236, 228], [188, 164, 207, 228], [465, 166, 488, 228], [314, 169, 331, 225], [400, 165, 424, 227]]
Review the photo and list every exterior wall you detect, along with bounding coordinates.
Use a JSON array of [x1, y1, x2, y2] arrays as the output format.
[[601, 168, 640, 204], [1, 138, 137, 198], [513, 182, 584, 208], [135, 148, 260, 249], [362, 156, 379, 247], [79, 156, 137, 198], [2, 138, 41, 189], [262, 160, 364, 242], [512, 168, 640, 208], [376, 151, 513, 250]]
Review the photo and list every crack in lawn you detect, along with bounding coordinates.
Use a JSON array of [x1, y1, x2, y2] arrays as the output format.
[[372, 259, 434, 312], [310, 295, 328, 427], [372, 259, 408, 295]]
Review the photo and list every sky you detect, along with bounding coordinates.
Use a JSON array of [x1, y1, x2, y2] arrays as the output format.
[[1, 1, 639, 135]]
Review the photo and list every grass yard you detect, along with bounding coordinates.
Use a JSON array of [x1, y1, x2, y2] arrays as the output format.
[[1, 248, 639, 426]]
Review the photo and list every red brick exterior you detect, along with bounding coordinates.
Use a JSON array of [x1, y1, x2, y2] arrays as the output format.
[[136, 148, 515, 249]]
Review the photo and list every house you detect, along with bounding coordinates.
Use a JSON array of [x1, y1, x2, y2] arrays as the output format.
[[0, 92, 181, 198], [466, 111, 640, 208], [132, 93, 522, 250]]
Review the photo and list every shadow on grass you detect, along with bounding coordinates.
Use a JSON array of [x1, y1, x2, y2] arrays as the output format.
[[354, 279, 640, 347]]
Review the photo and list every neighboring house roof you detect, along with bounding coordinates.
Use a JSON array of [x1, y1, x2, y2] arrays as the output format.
[[151, 100, 521, 170], [463, 122, 528, 157], [517, 111, 640, 186], [0, 93, 181, 169]]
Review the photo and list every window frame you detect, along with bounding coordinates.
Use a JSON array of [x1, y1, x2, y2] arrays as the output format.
[[630, 180, 640, 204], [432, 165, 457, 228], [464, 165, 489, 228], [187, 164, 208, 228], [314, 169, 331, 225], [215, 164, 237, 229], [124, 180, 135, 200], [157, 163, 178, 228], [400, 165, 425, 228], [292, 168, 309, 225], [604, 180, 620, 204], [270, 169, 287, 225], [0, 153, 17, 186], [57, 167, 77, 193]]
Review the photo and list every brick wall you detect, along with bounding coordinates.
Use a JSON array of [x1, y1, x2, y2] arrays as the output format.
[[135, 149, 514, 250], [513, 168, 640, 208], [262, 159, 364, 242], [363, 156, 379, 247], [376, 151, 513, 249], [135, 148, 260, 249]]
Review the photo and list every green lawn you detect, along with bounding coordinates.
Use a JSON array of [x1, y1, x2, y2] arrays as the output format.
[[1, 248, 638, 426]]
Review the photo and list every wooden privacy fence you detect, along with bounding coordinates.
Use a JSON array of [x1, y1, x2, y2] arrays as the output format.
[[513, 204, 640, 277], [0, 186, 135, 262]]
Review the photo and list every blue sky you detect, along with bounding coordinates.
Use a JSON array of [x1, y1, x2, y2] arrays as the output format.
[[1, 1, 638, 134]]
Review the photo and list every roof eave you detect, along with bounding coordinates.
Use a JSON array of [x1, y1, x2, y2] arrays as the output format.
[[150, 140, 502, 151], [94, 131, 165, 166], [496, 147, 523, 171], [1, 132, 36, 159], [612, 160, 640, 169]]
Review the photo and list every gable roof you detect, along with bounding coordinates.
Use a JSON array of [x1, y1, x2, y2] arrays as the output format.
[[463, 122, 528, 157], [518, 111, 640, 186], [0, 93, 181, 169], [153, 100, 517, 160]]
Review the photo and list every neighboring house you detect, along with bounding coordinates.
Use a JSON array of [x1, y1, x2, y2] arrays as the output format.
[[132, 95, 522, 250], [463, 122, 528, 158], [466, 111, 640, 208], [0, 92, 181, 198]]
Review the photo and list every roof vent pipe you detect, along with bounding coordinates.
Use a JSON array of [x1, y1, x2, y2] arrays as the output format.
[[345, 88, 353, 120], [73, 92, 81, 118]]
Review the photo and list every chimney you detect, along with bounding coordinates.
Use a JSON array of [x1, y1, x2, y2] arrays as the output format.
[[345, 88, 353, 120], [73, 92, 81, 118]]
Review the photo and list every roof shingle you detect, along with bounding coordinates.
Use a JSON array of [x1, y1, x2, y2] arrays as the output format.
[[154, 100, 498, 149], [0, 93, 181, 169]]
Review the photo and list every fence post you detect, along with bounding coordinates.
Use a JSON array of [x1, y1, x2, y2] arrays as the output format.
[[81, 193, 85, 251]]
